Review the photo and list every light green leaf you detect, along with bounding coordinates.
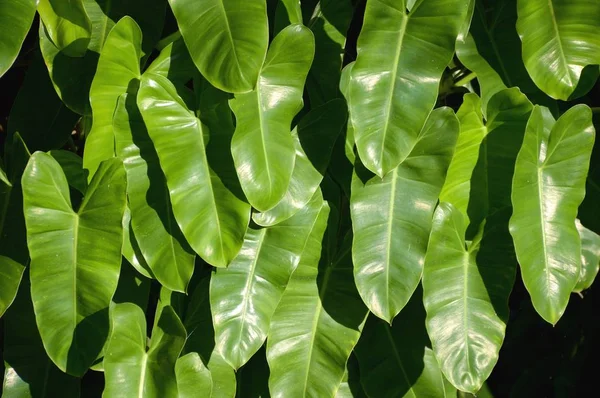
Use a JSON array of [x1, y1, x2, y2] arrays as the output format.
[[253, 99, 347, 226], [0, 135, 30, 318], [83, 16, 142, 180], [439, 94, 487, 221], [168, 0, 269, 93], [574, 220, 600, 293], [37, 0, 92, 57], [510, 105, 595, 324], [230, 24, 315, 211], [138, 73, 250, 268], [114, 93, 195, 292], [210, 192, 326, 370], [103, 303, 186, 398], [49, 150, 88, 194], [145, 37, 195, 86], [121, 206, 154, 279], [351, 107, 459, 322], [355, 289, 456, 398], [23, 154, 126, 376], [176, 353, 213, 398], [2, 277, 81, 398], [348, 0, 469, 177], [274, 0, 302, 35], [267, 227, 368, 397], [0, 0, 37, 77], [516, 0, 600, 100], [423, 202, 513, 393]]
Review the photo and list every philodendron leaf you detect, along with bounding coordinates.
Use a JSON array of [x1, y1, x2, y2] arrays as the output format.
[[0, 135, 30, 317], [176, 353, 213, 398], [114, 93, 195, 292], [22, 153, 126, 376], [103, 303, 186, 398], [516, 0, 600, 100], [348, 0, 469, 177], [230, 24, 315, 211], [351, 107, 459, 322], [253, 99, 347, 226], [138, 73, 250, 268], [423, 203, 514, 393], [273, 0, 302, 35], [574, 220, 600, 293], [37, 0, 92, 57], [168, 0, 268, 93], [267, 228, 369, 397], [510, 105, 595, 324], [0, 0, 37, 77], [83, 16, 142, 180], [355, 289, 456, 398], [145, 37, 196, 86], [210, 192, 326, 370]]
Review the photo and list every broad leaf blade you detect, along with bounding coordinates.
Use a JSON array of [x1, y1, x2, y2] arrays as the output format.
[[0, 0, 36, 77], [37, 0, 92, 57], [23, 154, 126, 375], [230, 24, 315, 211], [176, 353, 213, 398], [210, 192, 326, 369], [510, 105, 595, 324], [351, 108, 459, 322], [114, 93, 195, 292], [168, 0, 269, 93], [349, 0, 469, 177], [138, 73, 250, 268], [516, 0, 600, 100], [83, 16, 142, 180]]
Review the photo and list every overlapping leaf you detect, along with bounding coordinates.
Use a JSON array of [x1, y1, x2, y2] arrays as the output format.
[[0, 0, 36, 77], [351, 108, 459, 322], [37, 0, 92, 57], [230, 24, 315, 211], [22, 154, 126, 375], [348, 0, 469, 177], [510, 105, 595, 324], [168, 0, 269, 93], [138, 72, 250, 267], [574, 220, 600, 293]]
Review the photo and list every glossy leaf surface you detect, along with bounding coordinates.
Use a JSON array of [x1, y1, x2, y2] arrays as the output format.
[[351, 108, 459, 322], [37, 0, 92, 57], [210, 192, 326, 369], [230, 24, 314, 211], [510, 105, 595, 324], [23, 154, 126, 375], [516, 0, 600, 100], [574, 220, 600, 293], [0, 0, 36, 77], [114, 93, 195, 292], [348, 0, 469, 176], [138, 73, 250, 267], [176, 353, 213, 398], [168, 0, 269, 93]]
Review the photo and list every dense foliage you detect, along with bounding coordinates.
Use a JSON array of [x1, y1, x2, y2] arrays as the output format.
[[1, 0, 600, 396]]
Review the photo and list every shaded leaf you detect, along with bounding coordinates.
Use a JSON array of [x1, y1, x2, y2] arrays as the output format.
[[0, 0, 36, 77], [37, 0, 92, 57], [574, 220, 600, 293], [176, 353, 213, 398]]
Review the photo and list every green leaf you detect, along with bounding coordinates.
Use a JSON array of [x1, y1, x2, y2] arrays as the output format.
[[273, 0, 302, 35], [0, 0, 36, 77], [439, 94, 487, 221], [305, 0, 353, 106], [0, 135, 30, 318], [234, 345, 270, 398], [121, 206, 154, 279], [83, 16, 142, 180], [138, 73, 250, 267], [355, 289, 456, 398], [37, 0, 92, 57], [510, 105, 595, 324], [348, 0, 469, 177], [230, 24, 315, 211], [351, 107, 459, 322], [184, 278, 237, 398], [168, 0, 269, 93], [176, 353, 213, 398], [423, 202, 513, 393], [516, 0, 600, 100], [145, 37, 195, 86], [210, 192, 326, 369], [114, 93, 195, 292], [7, 50, 79, 152], [267, 225, 368, 396], [334, 354, 367, 398], [2, 277, 81, 398], [103, 303, 186, 398], [48, 150, 88, 195], [22, 154, 126, 376], [253, 99, 347, 226], [574, 220, 600, 293]]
